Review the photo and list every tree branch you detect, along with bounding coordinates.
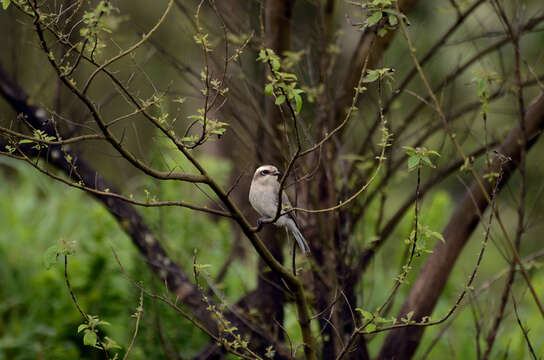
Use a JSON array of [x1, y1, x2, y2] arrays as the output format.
[[377, 91, 544, 360], [0, 62, 288, 360]]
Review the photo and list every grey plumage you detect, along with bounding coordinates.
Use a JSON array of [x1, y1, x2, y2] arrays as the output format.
[[249, 165, 310, 253]]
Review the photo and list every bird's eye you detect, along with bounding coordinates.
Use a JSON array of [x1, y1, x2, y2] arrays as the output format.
[[261, 170, 269, 176]]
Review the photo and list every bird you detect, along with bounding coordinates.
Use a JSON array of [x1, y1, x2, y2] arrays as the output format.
[[249, 165, 310, 253]]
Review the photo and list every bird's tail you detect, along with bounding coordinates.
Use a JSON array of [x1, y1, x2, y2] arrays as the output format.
[[288, 220, 310, 253]]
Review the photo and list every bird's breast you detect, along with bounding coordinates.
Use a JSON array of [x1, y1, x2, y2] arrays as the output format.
[[249, 184, 278, 218]]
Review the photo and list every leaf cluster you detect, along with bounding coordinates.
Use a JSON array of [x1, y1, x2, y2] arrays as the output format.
[[17, 129, 56, 150], [403, 146, 440, 171], [258, 48, 305, 114], [348, 0, 409, 37]]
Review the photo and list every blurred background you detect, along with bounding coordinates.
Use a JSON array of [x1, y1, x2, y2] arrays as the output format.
[[0, 0, 543, 359]]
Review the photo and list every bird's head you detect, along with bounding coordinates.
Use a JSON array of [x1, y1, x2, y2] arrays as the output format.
[[252, 165, 281, 186]]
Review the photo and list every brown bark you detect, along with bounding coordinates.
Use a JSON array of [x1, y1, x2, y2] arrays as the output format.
[[192, 1, 298, 358], [255, 0, 295, 351], [327, 1, 421, 357], [378, 91, 544, 359]]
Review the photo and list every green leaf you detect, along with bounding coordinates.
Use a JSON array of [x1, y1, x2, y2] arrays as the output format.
[[356, 308, 373, 321], [78, 324, 89, 333], [211, 128, 226, 135], [43, 245, 59, 269], [421, 155, 436, 168], [367, 11, 383, 27], [407, 156, 419, 170], [282, 73, 297, 80], [388, 14, 398, 26], [275, 95, 285, 105], [294, 93, 303, 114], [478, 78, 486, 97], [264, 83, 274, 96], [103, 336, 121, 350], [402, 311, 414, 323], [430, 230, 446, 243], [364, 323, 376, 332], [285, 87, 295, 100], [1, 0, 10, 10], [182, 135, 198, 142], [257, 49, 267, 61], [363, 70, 379, 83], [60, 239, 77, 256], [482, 102, 489, 115], [83, 330, 98, 347], [265, 345, 276, 358], [271, 57, 281, 71]]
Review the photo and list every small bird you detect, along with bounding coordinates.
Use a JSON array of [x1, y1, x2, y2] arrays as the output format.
[[249, 165, 310, 253]]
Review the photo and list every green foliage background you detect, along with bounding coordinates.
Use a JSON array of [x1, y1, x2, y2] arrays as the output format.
[[0, 0, 544, 359], [0, 157, 255, 359], [1, 156, 543, 359]]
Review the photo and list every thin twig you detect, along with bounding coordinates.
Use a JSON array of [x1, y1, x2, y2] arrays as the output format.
[[397, 3, 544, 319], [64, 255, 110, 358], [511, 295, 538, 360], [123, 290, 144, 360]]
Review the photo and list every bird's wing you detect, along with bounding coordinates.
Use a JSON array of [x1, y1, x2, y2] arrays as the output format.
[[281, 190, 292, 209], [271, 183, 300, 221], [281, 190, 303, 225]]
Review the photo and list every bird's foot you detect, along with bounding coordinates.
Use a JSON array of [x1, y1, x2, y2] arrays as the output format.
[[256, 216, 271, 231]]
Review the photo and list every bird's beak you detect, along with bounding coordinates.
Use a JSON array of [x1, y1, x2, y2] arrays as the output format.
[[272, 170, 281, 176]]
